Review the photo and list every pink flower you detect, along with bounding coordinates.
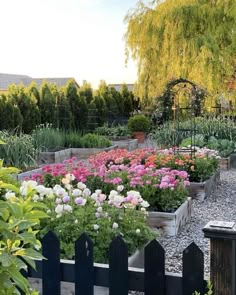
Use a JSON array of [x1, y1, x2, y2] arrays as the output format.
[[159, 181, 168, 189]]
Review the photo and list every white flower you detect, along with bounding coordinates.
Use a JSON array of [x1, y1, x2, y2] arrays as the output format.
[[109, 190, 118, 198], [55, 204, 64, 215], [65, 173, 75, 181], [55, 198, 62, 204], [117, 185, 124, 192], [140, 200, 150, 208], [113, 194, 124, 205], [20, 180, 38, 196], [64, 204, 72, 213], [97, 206, 103, 213], [141, 207, 146, 212], [5, 191, 16, 200], [32, 194, 40, 202], [83, 188, 91, 197], [93, 224, 99, 231], [136, 229, 141, 234], [77, 182, 87, 190], [112, 222, 119, 229], [72, 189, 82, 197], [95, 189, 102, 195], [91, 193, 98, 201], [61, 178, 70, 185]]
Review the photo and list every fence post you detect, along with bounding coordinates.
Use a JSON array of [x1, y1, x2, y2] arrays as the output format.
[[203, 220, 236, 295]]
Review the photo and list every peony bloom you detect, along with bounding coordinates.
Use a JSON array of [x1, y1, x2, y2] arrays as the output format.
[[112, 222, 119, 229], [75, 197, 86, 206], [93, 224, 99, 231]]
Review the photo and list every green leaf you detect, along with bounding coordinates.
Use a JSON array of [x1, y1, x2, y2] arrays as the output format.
[[24, 210, 48, 221], [7, 202, 23, 219], [6, 264, 29, 294], [0, 253, 14, 267], [22, 248, 44, 260], [0, 220, 9, 230]]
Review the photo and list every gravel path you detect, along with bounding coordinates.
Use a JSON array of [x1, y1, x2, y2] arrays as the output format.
[[158, 169, 236, 277]]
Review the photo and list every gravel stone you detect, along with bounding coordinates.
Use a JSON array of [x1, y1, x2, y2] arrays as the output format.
[[158, 169, 236, 278]]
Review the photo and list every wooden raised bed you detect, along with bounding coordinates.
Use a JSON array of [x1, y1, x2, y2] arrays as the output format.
[[147, 197, 192, 237], [189, 170, 220, 201]]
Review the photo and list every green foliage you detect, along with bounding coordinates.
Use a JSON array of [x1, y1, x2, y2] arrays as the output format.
[[0, 131, 39, 169], [153, 117, 236, 147], [125, 0, 236, 100], [79, 133, 112, 148], [181, 134, 206, 148], [64, 131, 82, 148], [128, 114, 151, 133], [32, 124, 65, 152], [40, 82, 57, 126], [95, 123, 131, 137], [56, 90, 73, 130], [0, 95, 23, 130], [0, 162, 48, 295]]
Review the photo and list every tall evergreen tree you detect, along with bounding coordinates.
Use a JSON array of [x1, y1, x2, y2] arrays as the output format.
[[40, 82, 57, 126]]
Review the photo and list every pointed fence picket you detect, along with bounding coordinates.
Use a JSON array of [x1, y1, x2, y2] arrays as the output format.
[[26, 231, 206, 295]]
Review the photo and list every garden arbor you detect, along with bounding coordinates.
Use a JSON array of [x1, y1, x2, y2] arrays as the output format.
[[154, 78, 206, 123]]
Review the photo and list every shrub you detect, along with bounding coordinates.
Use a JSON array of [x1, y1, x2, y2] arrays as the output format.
[[128, 114, 151, 133], [79, 133, 112, 148], [32, 124, 65, 152]]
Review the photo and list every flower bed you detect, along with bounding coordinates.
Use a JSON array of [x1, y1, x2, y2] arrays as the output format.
[[15, 178, 155, 263], [30, 148, 192, 236]]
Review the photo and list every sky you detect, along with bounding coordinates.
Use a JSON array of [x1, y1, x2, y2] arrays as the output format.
[[0, 0, 138, 88]]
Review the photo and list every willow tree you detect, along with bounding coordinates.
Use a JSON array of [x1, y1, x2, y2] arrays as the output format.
[[125, 0, 236, 100]]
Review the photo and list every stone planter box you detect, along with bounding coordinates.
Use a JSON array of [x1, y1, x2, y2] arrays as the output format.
[[147, 197, 192, 237], [111, 139, 138, 151], [189, 170, 220, 201], [38, 148, 72, 165], [71, 145, 118, 160], [29, 249, 144, 295]]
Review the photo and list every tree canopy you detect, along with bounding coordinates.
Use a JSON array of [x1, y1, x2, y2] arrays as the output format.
[[125, 0, 236, 100]]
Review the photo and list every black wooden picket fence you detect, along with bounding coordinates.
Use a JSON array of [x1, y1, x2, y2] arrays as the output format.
[[26, 231, 207, 295]]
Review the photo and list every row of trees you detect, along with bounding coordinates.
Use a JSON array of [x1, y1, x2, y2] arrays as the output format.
[[0, 80, 139, 133]]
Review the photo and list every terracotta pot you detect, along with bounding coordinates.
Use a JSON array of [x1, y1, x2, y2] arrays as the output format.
[[132, 132, 145, 143]]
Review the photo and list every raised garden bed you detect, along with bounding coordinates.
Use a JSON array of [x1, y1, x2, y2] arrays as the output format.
[[37, 145, 118, 164], [219, 157, 230, 170], [38, 148, 71, 164], [230, 153, 236, 169], [14, 167, 42, 181], [71, 145, 118, 159], [111, 138, 138, 151], [147, 197, 192, 237], [189, 170, 220, 201]]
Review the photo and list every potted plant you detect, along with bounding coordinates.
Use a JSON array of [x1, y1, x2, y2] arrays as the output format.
[[128, 114, 151, 143]]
